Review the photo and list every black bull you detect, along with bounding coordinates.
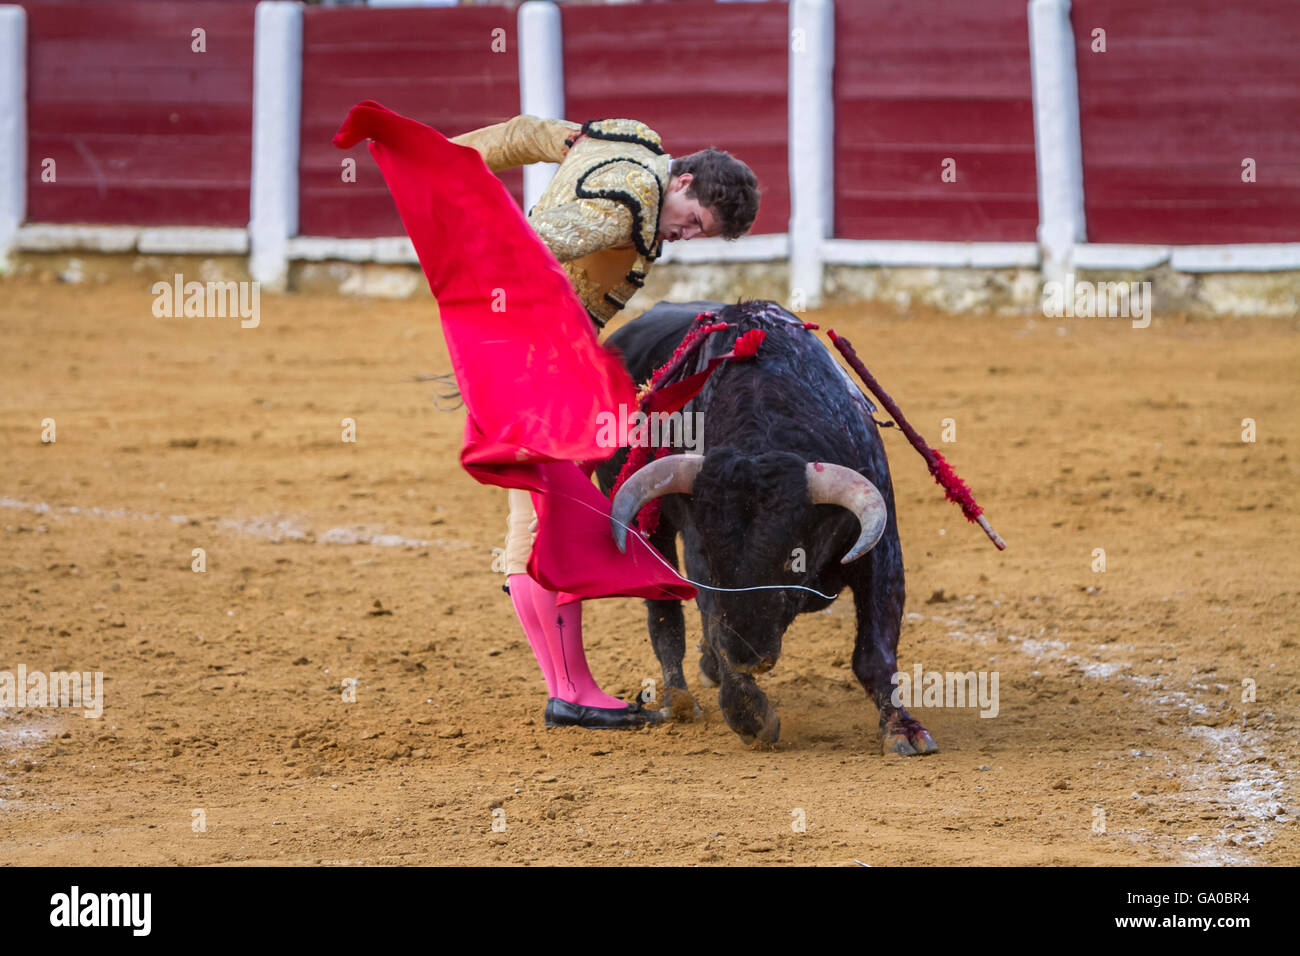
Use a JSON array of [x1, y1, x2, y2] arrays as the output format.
[[596, 300, 937, 755]]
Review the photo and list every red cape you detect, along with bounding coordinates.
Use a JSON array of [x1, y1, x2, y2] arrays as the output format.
[[333, 101, 693, 604]]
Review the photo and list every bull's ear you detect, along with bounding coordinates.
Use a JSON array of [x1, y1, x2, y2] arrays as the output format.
[[805, 463, 887, 563]]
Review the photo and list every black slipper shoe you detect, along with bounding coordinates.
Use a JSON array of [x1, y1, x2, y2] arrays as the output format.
[[544, 696, 664, 729]]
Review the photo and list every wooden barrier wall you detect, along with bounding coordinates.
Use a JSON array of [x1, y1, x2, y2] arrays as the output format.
[[1072, 0, 1300, 244], [25, 0, 255, 227], [833, 0, 1038, 242], [18, 0, 1300, 249], [299, 5, 520, 239]]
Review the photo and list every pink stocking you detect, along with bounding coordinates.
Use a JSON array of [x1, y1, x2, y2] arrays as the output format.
[[508, 574, 557, 697], [529, 584, 627, 710]]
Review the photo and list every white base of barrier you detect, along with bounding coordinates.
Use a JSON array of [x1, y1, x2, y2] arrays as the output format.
[[656, 233, 789, 264], [287, 236, 418, 265], [7, 226, 1300, 286], [15, 224, 248, 255], [1074, 242, 1300, 273], [823, 240, 1040, 269]]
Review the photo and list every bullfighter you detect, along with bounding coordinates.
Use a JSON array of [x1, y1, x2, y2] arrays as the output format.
[[449, 113, 760, 729]]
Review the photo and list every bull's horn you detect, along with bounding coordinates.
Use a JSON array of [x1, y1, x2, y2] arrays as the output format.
[[610, 454, 705, 552], [806, 462, 888, 564]]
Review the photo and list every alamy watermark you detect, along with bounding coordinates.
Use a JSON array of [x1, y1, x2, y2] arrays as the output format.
[[50, 886, 150, 936], [151, 274, 260, 328], [1041, 272, 1152, 328], [890, 664, 999, 718], [595, 404, 704, 453], [0, 665, 103, 718]]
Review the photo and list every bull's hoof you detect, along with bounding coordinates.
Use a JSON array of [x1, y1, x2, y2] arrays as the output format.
[[737, 710, 781, 750], [661, 685, 702, 722], [881, 715, 938, 757], [698, 662, 719, 688]]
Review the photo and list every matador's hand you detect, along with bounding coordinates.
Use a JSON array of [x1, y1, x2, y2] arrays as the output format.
[[563, 132, 588, 157]]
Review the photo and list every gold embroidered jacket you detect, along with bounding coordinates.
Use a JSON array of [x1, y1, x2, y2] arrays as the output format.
[[450, 115, 671, 329]]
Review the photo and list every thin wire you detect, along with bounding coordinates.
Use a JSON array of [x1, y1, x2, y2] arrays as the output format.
[[709, 610, 769, 666], [554, 488, 840, 601]]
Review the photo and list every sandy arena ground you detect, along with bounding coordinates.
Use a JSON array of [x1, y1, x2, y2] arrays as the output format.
[[0, 276, 1296, 866]]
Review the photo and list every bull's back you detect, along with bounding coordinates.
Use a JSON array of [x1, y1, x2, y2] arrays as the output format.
[[606, 301, 725, 384]]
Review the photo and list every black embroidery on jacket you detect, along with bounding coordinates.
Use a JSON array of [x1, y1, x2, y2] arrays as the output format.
[[574, 158, 664, 258], [580, 119, 666, 156]]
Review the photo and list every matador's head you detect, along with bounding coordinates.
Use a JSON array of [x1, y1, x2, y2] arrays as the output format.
[[658, 149, 760, 243]]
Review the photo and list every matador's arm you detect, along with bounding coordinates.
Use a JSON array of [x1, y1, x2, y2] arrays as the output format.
[[449, 114, 582, 172]]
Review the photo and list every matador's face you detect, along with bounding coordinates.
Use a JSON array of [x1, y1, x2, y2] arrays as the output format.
[[658, 173, 720, 243]]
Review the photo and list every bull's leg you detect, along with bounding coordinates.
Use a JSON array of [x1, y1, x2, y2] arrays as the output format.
[[646, 599, 701, 720], [704, 612, 780, 748], [644, 524, 700, 721], [850, 556, 938, 757], [697, 639, 722, 688], [717, 663, 781, 749], [679, 523, 723, 691]]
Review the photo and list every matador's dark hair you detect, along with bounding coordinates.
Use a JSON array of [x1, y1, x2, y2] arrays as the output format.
[[671, 148, 760, 240]]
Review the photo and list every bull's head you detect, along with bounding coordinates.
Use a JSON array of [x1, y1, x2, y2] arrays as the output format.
[[610, 450, 887, 673]]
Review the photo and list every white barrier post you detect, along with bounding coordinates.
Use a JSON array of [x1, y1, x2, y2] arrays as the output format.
[[0, 6, 26, 269], [518, 1, 564, 213], [249, 1, 303, 290], [1028, 0, 1086, 285], [788, 0, 834, 310]]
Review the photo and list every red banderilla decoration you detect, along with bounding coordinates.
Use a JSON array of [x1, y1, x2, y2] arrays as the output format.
[[827, 329, 1007, 551]]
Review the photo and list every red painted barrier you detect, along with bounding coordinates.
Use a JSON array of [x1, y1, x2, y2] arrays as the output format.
[[1072, 0, 1300, 244], [299, 6, 521, 239], [25, 1, 255, 227], [560, 1, 789, 237], [833, 0, 1038, 242], [21, 0, 1300, 252]]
